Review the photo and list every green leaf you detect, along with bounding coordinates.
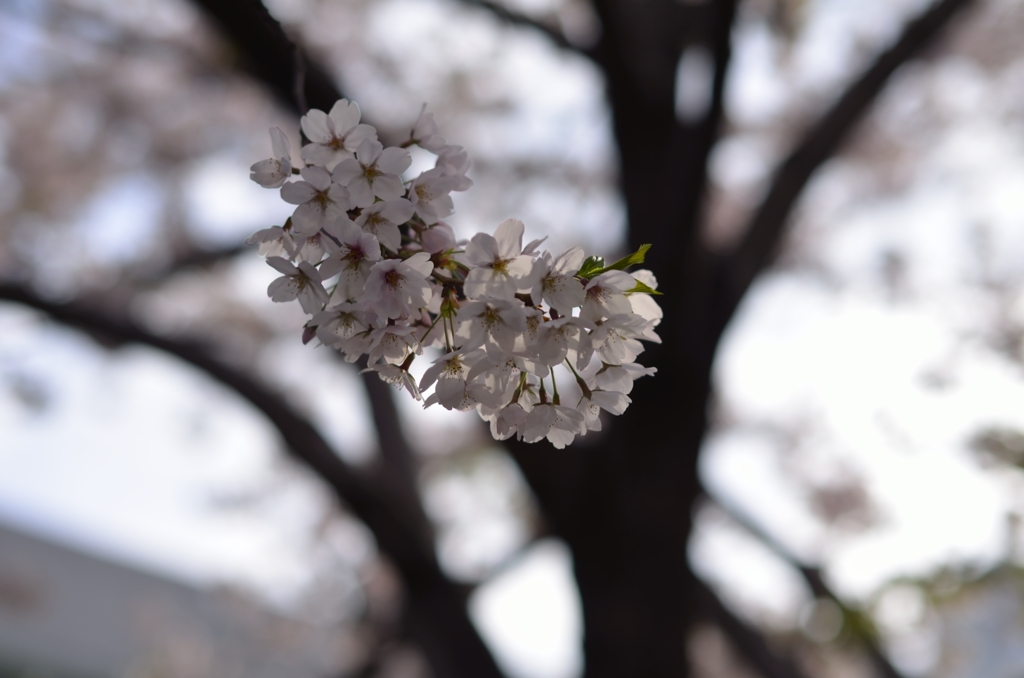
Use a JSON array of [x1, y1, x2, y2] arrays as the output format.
[[624, 280, 662, 296], [576, 255, 606, 279], [605, 243, 651, 272]]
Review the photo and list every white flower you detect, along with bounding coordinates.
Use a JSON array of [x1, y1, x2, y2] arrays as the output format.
[[247, 224, 296, 258], [408, 168, 456, 225], [250, 127, 293, 188], [312, 303, 372, 347], [294, 229, 336, 264], [577, 389, 631, 432], [533, 316, 594, 368], [300, 100, 377, 169], [355, 198, 414, 252], [367, 362, 421, 400], [490, 403, 527, 440], [468, 351, 528, 393], [593, 362, 657, 395], [589, 313, 651, 365], [367, 324, 421, 363], [581, 270, 635, 321], [420, 350, 498, 411], [628, 269, 663, 342], [266, 257, 329, 314], [337, 329, 376, 363], [249, 96, 665, 447], [454, 298, 527, 352], [332, 139, 411, 208], [280, 167, 350, 237], [320, 217, 382, 304], [463, 218, 537, 300], [407, 104, 447, 152], [521, 404, 585, 448], [362, 252, 435, 319], [435, 144, 473, 191], [529, 247, 586, 313], [420, 222, 457, 254]]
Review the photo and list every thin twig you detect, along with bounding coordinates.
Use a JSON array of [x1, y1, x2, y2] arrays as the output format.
[[457, 0, 597, 61]]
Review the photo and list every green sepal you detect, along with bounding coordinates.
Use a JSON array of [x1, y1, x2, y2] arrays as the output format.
[[576, 255, 606, 279], [624, 280, 662, 296], [577, 244, 652, 279], [605, 243, 651, 271], [439, 296, 456, 318]]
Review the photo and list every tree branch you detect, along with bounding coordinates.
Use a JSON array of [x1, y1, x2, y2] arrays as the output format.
[[192, 0, 344, 114], [694, 576, 815, 678], [719, 0, 976, 330], [0, 282, 506, 678], [456, 0, 597, 61], [142, 243, 251, 281], [705, 492, 906, 678]]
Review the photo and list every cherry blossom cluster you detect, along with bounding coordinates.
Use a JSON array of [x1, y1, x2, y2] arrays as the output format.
[[248, 99, 662, 447]]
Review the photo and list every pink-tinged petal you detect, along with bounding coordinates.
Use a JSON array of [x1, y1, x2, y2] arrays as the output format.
[[522, 236, 547, 256], [266, 256, 299, 275], [328, 99, 360, 132], [301, 166, 333, 191], [268, 276, 300, 301], [250, 158, 288, 188], [381, 198, 415, 223], [332, 159, 362, 186], [300, 109, 331, 143], [405, 252, 434, 278], [291, 204, 325, 236], [327, 184, 351, 209], [300, 144, 349, 169], [421, 223, 456, 253], [546, 278, 585, 313], [629, 293, 663, 323], [357, 232, 383, 260], [280, 181, 316, 205], [465, 233, 500, 267], [506, 255, 535, 279], [372, 223, 401, 252], [298, 286, 327, 314], [269, 127, 291, 161], [297, 260, 323, 281], [356, 138, 382, 164], [419, 362, 445, 392], [493, 218, 524, 258], [464, 268, 516, 300], [347, 178, 375, 208], [587, 270, 635, 293], [554, 247, 586, 274], [324, 215, 361, 243], [345, 124, 377, 151], [378, 147, 412, 175], [372, 174, 404, 202], [413, 203, 439, 225]]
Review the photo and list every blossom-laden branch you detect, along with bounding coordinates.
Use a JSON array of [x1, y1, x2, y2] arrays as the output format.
[[0, 281, 505, 678], [248, 100, 664, 448]]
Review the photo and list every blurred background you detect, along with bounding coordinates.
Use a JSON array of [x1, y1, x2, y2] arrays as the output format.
[[1, 0, 1024, 676]]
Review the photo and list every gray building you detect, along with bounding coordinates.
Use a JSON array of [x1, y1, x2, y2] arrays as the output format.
[[0, 520, 350, 678]]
